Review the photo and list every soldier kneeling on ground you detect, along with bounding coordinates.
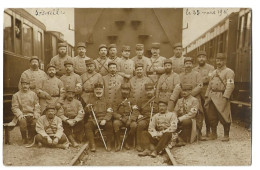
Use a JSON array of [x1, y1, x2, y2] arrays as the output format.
[[174, 84, 199, 146], [84, 83, 114, 152], [35, 104, 69, 149], [57, 87, 85, 147], [138, 99, 178, 158]]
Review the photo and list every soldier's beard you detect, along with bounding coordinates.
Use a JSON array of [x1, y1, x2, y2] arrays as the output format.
[[199, 61, 206, 66], [47, 114, 55, 120], [49, 73, 55, 77], [59, 52, 66, 57], [165, 68, 172, 74], [95, 92, 103, 98]]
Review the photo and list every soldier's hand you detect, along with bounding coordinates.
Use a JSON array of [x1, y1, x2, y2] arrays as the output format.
[[100, 120, 106, 126], [107, 108, 113, 113], [47, 137, 52, 144], [18, 114, 26, 121], [53, 137, 59, 145], [46, 94, 52, 100], [67, 119, 74, 126], [86, 104, 93, 110], [138, 115, 143, 119], [132, 105, 138, 110], [33, 113, 40, 119]]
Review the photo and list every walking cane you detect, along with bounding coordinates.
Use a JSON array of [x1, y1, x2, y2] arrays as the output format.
[[149, 101, 155, 123], [120, 102, 133, 151], [90, 105, 108, 150]]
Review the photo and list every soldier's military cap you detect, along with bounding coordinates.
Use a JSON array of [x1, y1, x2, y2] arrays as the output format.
[[85, 59, 95, 65], [158, 98, 168, 105], [216, 53, 227, 60], [58, 42, 67, 48], [136, 44, 144, 50], [184, 57, 193, 63], [164, 59, 172, 65], [108, 44, 117, 49], [108, 61, 117, 67], [145, 83, 154, 90], [197, 51, 207, 57], [20, 77, 30, 84], [46, 63, 56, 70], [181, 84, 193, 90], [173, 42, 182, 49], [77, 42, 86, 48], [151, 42, 160, 49], [44, 104, 56, 114], [121, 83, 131, 90], [30, 56, 39, 62], [94, 82, 104, 89], [64, 59, 74, 66], [99, 44, 107, 51], [135, 62, 144, 69], [66, 86, 75, 93], [122, 45, 131, 51]]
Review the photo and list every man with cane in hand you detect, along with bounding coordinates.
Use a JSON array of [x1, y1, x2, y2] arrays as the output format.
[[84, 83, 113, 152]]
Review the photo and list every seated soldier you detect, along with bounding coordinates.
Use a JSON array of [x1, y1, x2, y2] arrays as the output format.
[[138, 99, 178, 158], [11, 77, 41, 144], [174, 84, 199, 146], [84, 83, 113, 152], [57, 87, 85, 147], [131, 83, 158, 152], [113, 83, 139, 152], [35, 104, 69, 149]]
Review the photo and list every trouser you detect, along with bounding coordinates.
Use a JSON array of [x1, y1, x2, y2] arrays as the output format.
[[63, 120, 84, 142], [196, 111, 204, 131], [140, 131, 172, 153], [85, 121, 113, 145], [19, 116, 37, 140], [35, 134, 67, 146], [131, 119, 149, 147], [207, 101, 231, 136], [113, 120, 136, 145], [201, 97, 210, 132], [178, 119, 192, 142]]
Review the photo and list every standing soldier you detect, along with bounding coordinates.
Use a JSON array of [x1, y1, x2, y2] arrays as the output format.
[[60, 59, 82, 98], [81, 59, 103, 105], [85, 83, 114, 152], [169, 57, 204, 140], [108, 44, 121, 65], [131, 44, 152, 75], [57, 87, 85, 147], [18, 56, 48, 93], [117, 45, 135, 81], [37, 64, 65, 113], [132, 83, 158, 152], [174, 84, 199, 146], [103, 61, 124, 106], [129, 63, 153, 104], [204, 53, 235, 142], [138, 99, 178, 157], [147, 43, 166, 85], [193, 51, 214, 137], [50, 43, 72, 77], [12, 77, 41, 144], [156, 59, 180, 101], [170, 42, 185, 74], [73, 42, 90, 75], [35, 104, 69, 149], [113, 83, 139, 151], [94, 44, 110, 76]]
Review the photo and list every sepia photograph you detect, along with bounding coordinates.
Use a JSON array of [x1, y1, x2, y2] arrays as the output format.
[[2, 6, 252, 166]]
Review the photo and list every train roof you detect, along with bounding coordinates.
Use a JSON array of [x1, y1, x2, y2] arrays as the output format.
[[6, 8, 46, 31]]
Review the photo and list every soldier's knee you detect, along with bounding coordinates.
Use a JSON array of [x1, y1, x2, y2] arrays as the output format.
[[113, 120, 122, 132], [137, 121, 148, 130], [19, 119, 27, 130], [130, 122, 137, 129]]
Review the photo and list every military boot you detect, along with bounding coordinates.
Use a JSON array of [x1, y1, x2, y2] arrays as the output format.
[[106, 139, 112, 152], [198, 130, 207, 141], [68, 135, 79, 147], [21, 131, 28, 144], [114, 131, 121, 152], [86, 131, 96, 152], [206, 127, 217, 140], [206, 127, 211, 137], [221, 125, 230, 142]]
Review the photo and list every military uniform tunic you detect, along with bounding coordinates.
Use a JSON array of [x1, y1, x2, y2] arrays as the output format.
[[50, 55, 72, 77], [108, 56, 121, 66], [117, 57, 135, 78], [170, 56, 185, 74], [131, 55, 152, 75], [103, 74, 124, 105], [205, 66, 235, 123], [94, 57, 110, 76], [60, 72, 82, 91], [81, 71, 103, 104], [37, 77, 65, 113], [18, 68, 48, 92], [73, 55, 90, 75], [147, 56, 166, 84], [129, 76, 153, 104], [57, 99, 85, 121], [156, 72, 180, 101]]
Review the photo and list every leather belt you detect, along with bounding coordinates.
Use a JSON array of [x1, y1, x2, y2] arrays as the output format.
[[212, 89, 224, 92], [51, 94, 60, 97], [203, 82, 209, 85]]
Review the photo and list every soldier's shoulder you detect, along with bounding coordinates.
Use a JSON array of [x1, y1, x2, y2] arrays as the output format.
[[54, 116, 62, 122], [206, 63, 214, 69], [224, 67, 235, 74]]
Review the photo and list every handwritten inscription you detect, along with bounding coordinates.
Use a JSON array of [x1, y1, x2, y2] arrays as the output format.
[[185, 9, 229, 16], [35, 9, 65, 16]]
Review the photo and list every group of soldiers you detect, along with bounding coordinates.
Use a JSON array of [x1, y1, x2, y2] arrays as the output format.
[[10, 41, 235, 158]]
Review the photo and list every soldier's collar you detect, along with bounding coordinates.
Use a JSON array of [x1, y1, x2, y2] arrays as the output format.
[[217, 65, 226, 71]]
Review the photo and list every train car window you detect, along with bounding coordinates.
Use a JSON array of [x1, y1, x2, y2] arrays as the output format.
[[4, 13, 14, 52], [36, 31, 43, 59], [245, 12, 252, 47], [15, 19, 22, 54], [51, 36, 57, 56], [22, 24, 33, 57], [238, 16, 245, 48], [242, 13, 248, 48], [218, 33, 224, 53]]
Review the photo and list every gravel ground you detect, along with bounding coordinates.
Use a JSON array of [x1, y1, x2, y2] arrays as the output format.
[[3, 123, 251, 166]]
